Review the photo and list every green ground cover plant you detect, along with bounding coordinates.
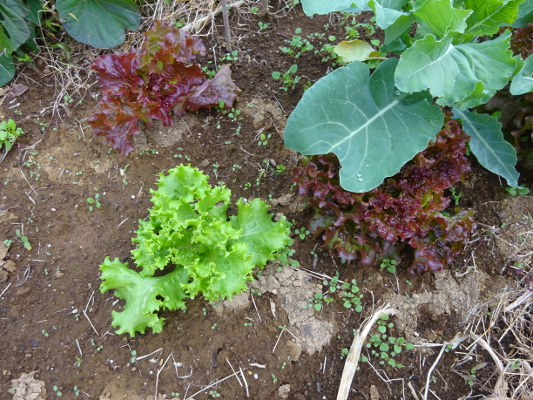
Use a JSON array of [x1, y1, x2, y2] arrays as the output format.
[[89, 21, 241, 155], [286, 0, 533, 193], [100, 164, 292, 336]]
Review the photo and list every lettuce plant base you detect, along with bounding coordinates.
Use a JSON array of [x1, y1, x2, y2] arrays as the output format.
[[0, 5, 531, 400]]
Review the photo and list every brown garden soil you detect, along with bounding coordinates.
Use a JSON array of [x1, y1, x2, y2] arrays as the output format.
[[1, 3, 533, 400]]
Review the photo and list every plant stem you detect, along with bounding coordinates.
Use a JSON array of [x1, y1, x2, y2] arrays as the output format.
[[221, 0, 231, 45]]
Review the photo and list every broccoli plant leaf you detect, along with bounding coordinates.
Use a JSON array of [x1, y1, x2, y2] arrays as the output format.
[[395, 31, 516, 108], [0, 0, 30, 53], [0, 53, 15, 87], [369, 0, 410, 29], [300, 0, 370, 16], [510, 54, 533, 95], [56, 0, 140, 48], [284, 58, 443, 193], [464, 0, 522, 36], [100, 257, 189, 336], [413, 0, 472, 38], [452, 109, 519, 187], [514, 0, 533, 27]]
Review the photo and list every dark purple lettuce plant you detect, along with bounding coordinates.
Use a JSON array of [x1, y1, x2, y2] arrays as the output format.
[[294, 118, 477, 274], [89, 21, 241, 155]]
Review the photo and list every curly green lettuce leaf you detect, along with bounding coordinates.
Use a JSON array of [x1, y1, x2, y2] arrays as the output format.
[[103, 165, 293, 336], [100, 257, 189, 336], [230, 198, 293, 267]]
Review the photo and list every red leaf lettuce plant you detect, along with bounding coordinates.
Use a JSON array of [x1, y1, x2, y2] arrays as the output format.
[[100, 164, 292, 336], [89, 21, 241, 155], [294, 118, 476, 274]]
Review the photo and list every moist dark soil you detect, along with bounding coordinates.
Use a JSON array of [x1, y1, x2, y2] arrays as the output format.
[[1, 4, 532, 400]]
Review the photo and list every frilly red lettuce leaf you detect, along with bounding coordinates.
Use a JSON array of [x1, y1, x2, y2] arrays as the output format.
[[89, 22, 240, 155], [100, 164, 292, 336], [180, 64, 242, 115], [294, 117, 476, 274]]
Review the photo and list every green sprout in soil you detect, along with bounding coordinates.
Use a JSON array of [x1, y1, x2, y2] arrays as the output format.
[[506, 186, 530, 196], [220, 50, 238, 62], [15, 229, 31, 250], [340, 347, 349, 359], [0, 119, 24, 153], [362, 314, 414, 368], [272, 64, 300, 92], [380, 259, 397, 274], [294, 228, 310, 240], [280, 28, 314, 58], [256, 132, 272, 146], [340, 279, 363, 311], [52, 385, 62, 397], [87, 191, 101, 212]]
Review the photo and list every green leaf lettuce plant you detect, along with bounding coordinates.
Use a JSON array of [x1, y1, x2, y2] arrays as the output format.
[[286, 0, 533, 193], [100, 164, 292, 336]]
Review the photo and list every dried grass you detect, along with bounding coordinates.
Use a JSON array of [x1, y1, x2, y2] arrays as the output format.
[[457, 211, 533, 399]]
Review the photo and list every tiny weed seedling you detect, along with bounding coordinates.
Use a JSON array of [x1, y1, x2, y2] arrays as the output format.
[[280, 28, 314, 58], [220, 50, 239, 62], [310, 291, 334, 311], [506, 186, 530, 196], [380, 259, 397, 274], [363, 314, 414, 368], [340, 279, 363, 311], [87, 190, 101, 211], [257, 132, 272, 146], [52, 385, 62, 397], [0, 119, 25, 153], [340, 347, 349, 359], [258, 21, 268, 31], [272, 64, 300, 92], [227, 108, 243, 122], [15, 229, 31, 250], [294, 228, 310, 240], [308, 273, 364, 312]]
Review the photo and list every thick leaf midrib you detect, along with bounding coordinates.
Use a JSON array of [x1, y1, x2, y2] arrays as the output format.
[[327, 98, 400, 154], [404, 38, 454, 80]]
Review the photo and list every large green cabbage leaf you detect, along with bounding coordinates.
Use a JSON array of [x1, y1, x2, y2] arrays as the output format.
[[56, 0, 140, 48], [284, 58, 443, 193]]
